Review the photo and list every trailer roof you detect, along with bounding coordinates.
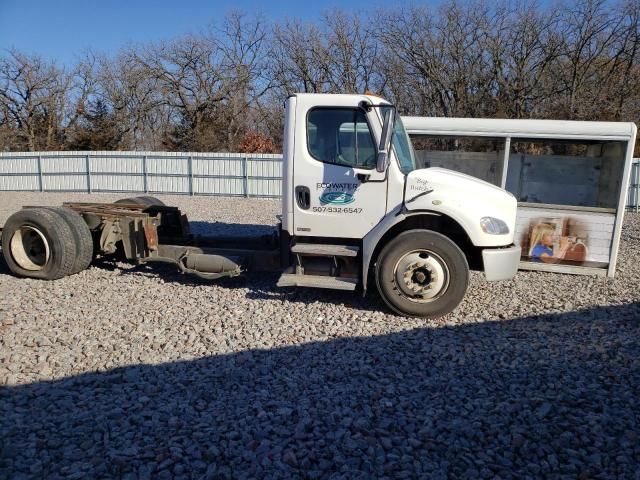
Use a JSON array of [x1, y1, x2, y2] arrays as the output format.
[[402, 116, 637, 141]]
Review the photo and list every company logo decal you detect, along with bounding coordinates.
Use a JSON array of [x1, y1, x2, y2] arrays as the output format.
[[319, 191, 355, 205]]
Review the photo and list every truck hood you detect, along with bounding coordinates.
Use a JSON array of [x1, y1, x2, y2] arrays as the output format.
[[404, 167, 518, 247], [410, 167, 506, 194]]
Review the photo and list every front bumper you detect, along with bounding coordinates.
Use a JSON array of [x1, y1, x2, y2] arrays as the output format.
[[482, 245, 521, 281]]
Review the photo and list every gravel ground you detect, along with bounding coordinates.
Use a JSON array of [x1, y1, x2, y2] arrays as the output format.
[[1, 192, 639, 479]]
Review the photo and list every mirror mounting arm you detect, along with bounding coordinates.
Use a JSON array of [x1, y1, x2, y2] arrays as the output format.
[[377, 107, 396, 173]]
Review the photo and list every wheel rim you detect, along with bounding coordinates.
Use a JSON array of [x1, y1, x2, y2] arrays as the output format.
[[393, 249, 450, 303], [9, 225, 51, 271]]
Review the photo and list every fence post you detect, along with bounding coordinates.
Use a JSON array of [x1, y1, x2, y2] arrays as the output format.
[[142, 155, 148, 193], [85, 154, 92, 194], [636, 161, 639, 213], [243, 155, 249, 197], [187, 155, 194, 196], [36, 154, 43, 192]]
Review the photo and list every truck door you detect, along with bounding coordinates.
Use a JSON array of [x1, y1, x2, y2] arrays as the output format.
[[292, 98, 388, 238]]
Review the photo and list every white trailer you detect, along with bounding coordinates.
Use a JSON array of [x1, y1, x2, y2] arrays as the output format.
[[1, 94, 521, 317], [403, 116, 637, 277]]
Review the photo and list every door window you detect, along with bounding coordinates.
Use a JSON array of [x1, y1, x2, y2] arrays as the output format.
[[307, 108, 376, 169]]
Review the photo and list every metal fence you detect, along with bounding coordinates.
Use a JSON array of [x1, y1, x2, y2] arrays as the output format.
[[0, 151, 639, 209], [0, 151, 283, 198]]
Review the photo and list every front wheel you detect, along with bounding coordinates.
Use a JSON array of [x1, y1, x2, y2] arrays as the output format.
[[375, 229, 469, 317]]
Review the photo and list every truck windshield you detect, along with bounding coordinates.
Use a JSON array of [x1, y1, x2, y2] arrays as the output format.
[[380, 106, 418, 175]]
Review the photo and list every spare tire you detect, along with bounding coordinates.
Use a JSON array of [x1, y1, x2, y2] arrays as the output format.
[[115, 196, 165, 207], [45, 207, 94, 274], [1, 208, 77, 280], [137, 196, 165, 206]]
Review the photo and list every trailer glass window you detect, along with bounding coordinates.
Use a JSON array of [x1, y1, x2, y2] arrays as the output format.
[[506, 139, 626, 209], [411, 135, 506, 185], [307, 108, 376, 169]]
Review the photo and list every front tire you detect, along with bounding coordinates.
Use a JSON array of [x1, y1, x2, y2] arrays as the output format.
[[375, 229, 469, 318]]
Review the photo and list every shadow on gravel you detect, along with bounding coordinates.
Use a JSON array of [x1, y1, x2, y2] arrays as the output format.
[[92, 256, 390, 315], [0, 251, 9, 275], [188, 221, 277, 237], [2, 303, 639, 479]]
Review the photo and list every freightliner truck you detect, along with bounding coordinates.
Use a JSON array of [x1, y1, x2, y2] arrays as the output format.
[[0, 94, 521, 317]]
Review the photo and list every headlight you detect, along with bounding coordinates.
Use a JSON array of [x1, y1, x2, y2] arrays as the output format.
[[480, 217, 509, 235]]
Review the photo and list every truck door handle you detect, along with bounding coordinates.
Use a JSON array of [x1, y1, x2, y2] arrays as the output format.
[[295, 186, 310, 210]]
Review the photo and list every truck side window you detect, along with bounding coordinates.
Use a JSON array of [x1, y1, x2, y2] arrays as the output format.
[[307, 108, 376, 169]]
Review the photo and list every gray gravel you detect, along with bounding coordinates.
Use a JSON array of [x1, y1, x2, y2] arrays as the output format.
[[1, 192, 639, 479]]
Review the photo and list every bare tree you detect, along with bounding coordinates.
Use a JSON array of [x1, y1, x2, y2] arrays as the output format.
[[125, 12, 270, 151], [214, 11, 272, 151], [321, 11, 384, 93], [377, 3, 494, 117], [0, 49, 69, 150], [552, 0, 627, 118], [2, 1, 640, 152], [270, 19, 331, 94], [95, 49, 167, 150], [579, 0, 640, 121], [482, 2, 562, 118], [270, 11, 383, 96]]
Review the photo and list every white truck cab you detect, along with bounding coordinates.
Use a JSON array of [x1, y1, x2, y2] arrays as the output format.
[[1, 93, 520, 318], [279, 93, 520, 316]]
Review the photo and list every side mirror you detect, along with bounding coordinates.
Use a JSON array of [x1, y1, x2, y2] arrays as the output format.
[[377, 108, 395, 173]]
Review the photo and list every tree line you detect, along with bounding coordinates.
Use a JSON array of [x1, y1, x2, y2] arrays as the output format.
[[1, 0, 639, 153]]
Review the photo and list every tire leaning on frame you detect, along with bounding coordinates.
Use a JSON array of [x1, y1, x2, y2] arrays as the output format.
[[375, 229, 469, 318], [1, 208, 77, 280], [115, 196, 166, 207]]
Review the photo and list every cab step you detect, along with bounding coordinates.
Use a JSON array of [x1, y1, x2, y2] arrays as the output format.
[[277, 272, 357, 290], [291, 243, 359, 257]]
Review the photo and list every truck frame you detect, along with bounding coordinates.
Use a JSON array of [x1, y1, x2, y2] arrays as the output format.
[[1, 94, 521, 317]]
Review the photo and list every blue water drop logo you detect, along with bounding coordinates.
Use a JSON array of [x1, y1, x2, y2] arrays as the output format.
[[319, 191, 355, 205]]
